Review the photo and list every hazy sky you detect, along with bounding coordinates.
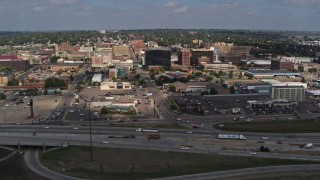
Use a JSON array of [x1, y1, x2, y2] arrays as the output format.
[[0, 0, 319, 31]]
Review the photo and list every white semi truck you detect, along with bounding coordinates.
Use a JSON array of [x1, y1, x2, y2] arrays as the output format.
[[136, 128, 159, 132], [218, 134, 246, 140]]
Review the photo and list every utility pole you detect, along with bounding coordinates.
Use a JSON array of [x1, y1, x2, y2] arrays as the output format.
[[153, 100, 156, 118], [88, 100, 93, 161], [30, 99, 34, 118]]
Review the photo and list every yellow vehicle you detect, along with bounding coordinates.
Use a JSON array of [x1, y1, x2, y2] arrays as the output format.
[[148, 133, 160, 140]]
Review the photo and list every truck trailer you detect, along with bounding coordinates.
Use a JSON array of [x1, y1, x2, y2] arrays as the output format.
[[136, 128, 159, 132], [218, 134, 246, 140]]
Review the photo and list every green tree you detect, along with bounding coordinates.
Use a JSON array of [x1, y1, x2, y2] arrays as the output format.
[[75, 84, 83, 92], [247, 74, 254, 80], [56, 69, 63, 75], [222, 84, 228, 89], [179, 77, 188, 83], [70, 75, 74, 82], [50, 56, 60, 63], [210, 88, 218, 95], [205, 76, 213, 82], [308, 68, 317, 73], [187, 74, 196, 81], [195, 72, 202, 76], [7, 79, 19, 86], [220, 78, 224, 84], [0, 93, 6, 100], [45, 78, 67, 88], [229, 86, 236, 94], [135, 74, 140, 79], [168, 85, 176, 92], [228, 71, 234, 79]]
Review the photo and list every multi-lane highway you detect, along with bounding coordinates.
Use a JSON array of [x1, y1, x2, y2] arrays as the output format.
[[1, 125, 320, 160], [2, 125, 320, 179]]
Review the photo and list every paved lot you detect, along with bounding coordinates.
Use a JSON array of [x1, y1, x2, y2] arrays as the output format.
[[0, 95, 62, 124]]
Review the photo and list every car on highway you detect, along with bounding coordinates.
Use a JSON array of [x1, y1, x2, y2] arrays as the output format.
[[44, 126, 50, 129], [288, 135, 296, 138], [246, 118, 253, 122], [180, 147, 189, 150], [218, 124, 225, 127], [73, 127, 79, 130], [5, 104, 9, 107], [249, 152, 257, 155], [261, 137, 269, 140], [186, 131, 193, 134], [102, 141, 110, 144]]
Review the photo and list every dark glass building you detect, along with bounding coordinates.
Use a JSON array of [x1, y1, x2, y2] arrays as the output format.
[[145, 48, 171, 67]]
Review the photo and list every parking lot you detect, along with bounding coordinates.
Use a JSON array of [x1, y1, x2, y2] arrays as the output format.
[[170, 94, 267, 116], [0, 95, 62, 124]]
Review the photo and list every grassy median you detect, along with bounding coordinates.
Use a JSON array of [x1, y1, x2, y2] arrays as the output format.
[[40, 146, 316, 180], [215, 119, 320, 133]]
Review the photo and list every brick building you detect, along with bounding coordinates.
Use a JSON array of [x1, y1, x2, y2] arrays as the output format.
[[177, 49, 190, 67], [271, 60, 294, 70]]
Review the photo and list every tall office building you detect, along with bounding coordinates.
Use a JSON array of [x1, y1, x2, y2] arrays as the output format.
[[145, 48, 171, 67], [190, 49, 214, 66], [177, 49, 190, 67]]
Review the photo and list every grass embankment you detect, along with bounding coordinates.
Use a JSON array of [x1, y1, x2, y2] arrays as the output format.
[[0, 148, 11, 159], [216, 119, 320, 133], [41, 146, 316, 180], [0, 153, 45, 180]]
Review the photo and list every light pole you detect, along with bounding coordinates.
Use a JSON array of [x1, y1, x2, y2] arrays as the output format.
[[86, 99, 93, 161]]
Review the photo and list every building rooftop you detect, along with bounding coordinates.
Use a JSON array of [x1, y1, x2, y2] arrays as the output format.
[[146, 47, 170, 51]]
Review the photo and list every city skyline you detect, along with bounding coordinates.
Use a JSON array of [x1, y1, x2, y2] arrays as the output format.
[[0, 0, 320, 31]]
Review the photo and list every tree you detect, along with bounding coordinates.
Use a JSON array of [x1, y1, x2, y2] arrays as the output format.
[[222, 84, 228, 89], [210, 88, 218, 95], [220, 78, 224, 84], [187, 74, 196, 81], [135, 74, 140, 79], [0, 93, 6, 100], [179, 77, 188, 83], [229, 86, 236, 94], [75, 84, 83, 92], [168, 85, 176, 92], [308, 68, 317, 73], [247, 74, 254, 80], [205, 76, 213, 82], [56, 69, 63, 75], [7, 79, 19, 86], [45, 77, 67, 88], [195, 72, 202, 76], [70, 75, 74, 82], [50, 56, 60, 63], [228, 71, 233, 79]]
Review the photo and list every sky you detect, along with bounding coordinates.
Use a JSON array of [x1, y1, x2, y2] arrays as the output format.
[[0, 0, 320, 31]]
